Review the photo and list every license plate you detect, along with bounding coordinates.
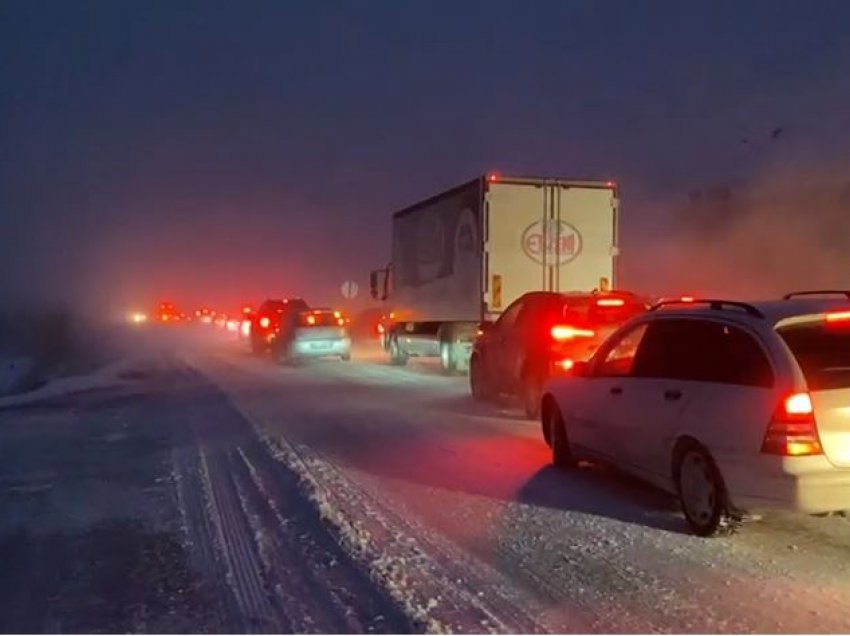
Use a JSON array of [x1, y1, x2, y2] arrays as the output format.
[[310, 342, 329, 350]]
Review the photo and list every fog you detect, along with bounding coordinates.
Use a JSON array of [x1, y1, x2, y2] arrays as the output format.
[[623, 160, 850, 299], [2, 1, 850, 322]]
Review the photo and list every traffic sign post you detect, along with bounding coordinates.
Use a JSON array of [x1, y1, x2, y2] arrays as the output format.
[[340, 280, 359, 300]]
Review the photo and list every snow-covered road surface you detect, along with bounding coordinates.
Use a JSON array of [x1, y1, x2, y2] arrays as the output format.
[[3, 328, 850, 633], [190, 336, 850, 634]]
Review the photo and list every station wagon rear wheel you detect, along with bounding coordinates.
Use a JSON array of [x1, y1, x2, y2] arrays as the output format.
[[675, 444, 736, 537]]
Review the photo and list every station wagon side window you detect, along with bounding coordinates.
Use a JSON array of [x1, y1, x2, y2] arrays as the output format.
[[632, 318, 774, 387], [595, 323, 649, 377]]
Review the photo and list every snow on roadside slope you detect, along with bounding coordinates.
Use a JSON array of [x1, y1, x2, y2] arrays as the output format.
[[262, 434, 497, 633], [229, 410, 545, 634]]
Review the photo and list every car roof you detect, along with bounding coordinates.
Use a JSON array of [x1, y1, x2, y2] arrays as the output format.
[[649, 297, 850, 328], [521, 290, 645, 301]]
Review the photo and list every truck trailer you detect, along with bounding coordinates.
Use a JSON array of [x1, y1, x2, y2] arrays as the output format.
[[370, 174, 620, 372]]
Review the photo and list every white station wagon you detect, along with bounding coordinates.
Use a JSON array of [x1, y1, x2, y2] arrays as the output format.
[[540, 292, 850, 536]]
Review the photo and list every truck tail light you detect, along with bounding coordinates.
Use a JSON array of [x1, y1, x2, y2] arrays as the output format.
[[551, 325, 596, 341], [761, 392, 822, 456]]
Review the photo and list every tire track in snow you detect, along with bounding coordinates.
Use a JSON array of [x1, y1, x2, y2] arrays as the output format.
[[170, 364, 411, 633]]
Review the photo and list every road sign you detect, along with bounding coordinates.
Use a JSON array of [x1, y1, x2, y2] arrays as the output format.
[[341, 280, 359, 299]]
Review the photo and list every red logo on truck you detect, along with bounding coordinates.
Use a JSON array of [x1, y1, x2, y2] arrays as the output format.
[[521, 220, 582, 265]]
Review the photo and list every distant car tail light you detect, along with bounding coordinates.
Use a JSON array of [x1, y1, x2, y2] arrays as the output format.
[[761, 392, 823, 456], [306, 314, 316, 325], [596, 298, 625, 307], [551, 325, 596, 341], [241, 320, 251, 336], [377, 323, 385, 334], [337, 317, 345, 326], [680, 295, 695, 303], [556, 358, 575, 371], [259, 316, 271, 329]]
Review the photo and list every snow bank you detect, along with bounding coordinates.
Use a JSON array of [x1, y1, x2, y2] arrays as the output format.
[[256, 432, 520, 635], [0, 356, 39, 395], [0, 356, 140, 408]]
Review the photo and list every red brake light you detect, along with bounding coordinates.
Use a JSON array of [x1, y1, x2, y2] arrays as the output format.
[[488, 172, 499, 182], [680, 296, 695, 303], [551, 325, 596, 341], [306, 315, 316, 325], [826, 311, 850, 323], [596, 297, 625, 307], [557, 358, 575, 371], [259, 316, 271, 329], [762, 392, 822, 456], [377, 323, 385, 334]]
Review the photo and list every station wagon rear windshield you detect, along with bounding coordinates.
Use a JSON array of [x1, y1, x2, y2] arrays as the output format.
[[778, 322, 850, 390]]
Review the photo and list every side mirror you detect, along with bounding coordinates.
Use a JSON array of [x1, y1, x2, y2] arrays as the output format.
[[572, 360, 590, 377]]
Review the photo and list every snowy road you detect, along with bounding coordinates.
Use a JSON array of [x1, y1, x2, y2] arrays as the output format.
[[190, 334, 850, 634], [4, 329, 850, 633]]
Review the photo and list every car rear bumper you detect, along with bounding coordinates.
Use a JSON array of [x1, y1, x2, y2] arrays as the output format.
[[719, 455, 850, 514], [291, 337, 351, 359]]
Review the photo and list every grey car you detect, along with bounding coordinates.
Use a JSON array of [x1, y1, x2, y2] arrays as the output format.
[[274, 309, 351, 363]]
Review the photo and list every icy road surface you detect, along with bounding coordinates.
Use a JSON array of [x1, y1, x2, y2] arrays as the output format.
[[3, 328, 850, 633]]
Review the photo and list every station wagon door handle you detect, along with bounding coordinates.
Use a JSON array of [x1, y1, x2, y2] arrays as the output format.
[[610, 386, 623, 396], [664, 389, 682, 401]]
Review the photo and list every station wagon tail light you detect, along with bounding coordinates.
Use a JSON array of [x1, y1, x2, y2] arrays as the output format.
[[551, 325, 596, 341], [825, 310, 850, 323], [259, 316, 271, 329], [761, 392, 823, 456]]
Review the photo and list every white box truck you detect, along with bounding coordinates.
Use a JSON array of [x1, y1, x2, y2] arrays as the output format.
[[370, 174, 620, 372]]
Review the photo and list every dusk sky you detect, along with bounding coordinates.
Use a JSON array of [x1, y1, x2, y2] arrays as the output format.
[[2, 1, 850, 315]]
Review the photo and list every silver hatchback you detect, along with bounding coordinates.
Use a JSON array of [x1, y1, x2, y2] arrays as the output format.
[[275, 309, 351, 363]]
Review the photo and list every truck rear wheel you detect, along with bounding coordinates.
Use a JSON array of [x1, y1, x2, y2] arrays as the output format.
[[440, 341, 457, 374], [389, 336, 408, 366]]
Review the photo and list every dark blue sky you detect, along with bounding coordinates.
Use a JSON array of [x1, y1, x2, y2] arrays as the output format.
[[2, 0, 849, 313]]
